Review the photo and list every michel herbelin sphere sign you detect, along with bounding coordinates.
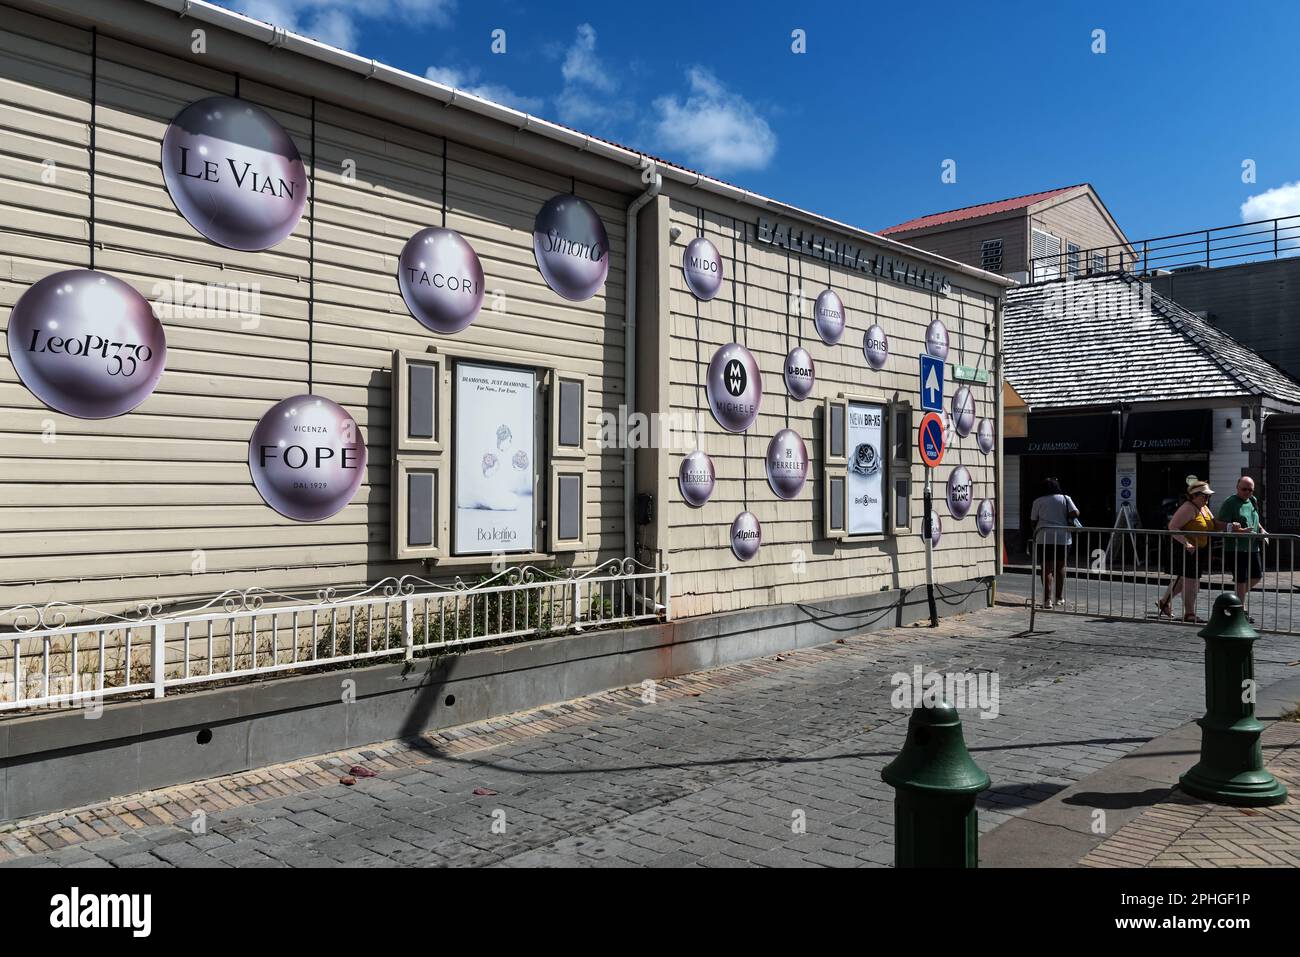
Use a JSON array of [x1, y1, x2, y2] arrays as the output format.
[[248, 395, 367, 522], [161, 97, 308, 251]]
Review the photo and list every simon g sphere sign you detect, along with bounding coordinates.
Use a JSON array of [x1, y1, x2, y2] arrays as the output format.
[[533, 194, 610, 301], [756, 216, 950, 295]]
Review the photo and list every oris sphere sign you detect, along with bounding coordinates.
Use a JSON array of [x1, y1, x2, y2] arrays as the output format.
[[706, 342, 762, 432], [398, 227, 485, 334], [783, 346, 815, 401], [731, 510, 762, 562], [161, 96, 308, 251], [947, 464, 974, 519], [813, 289, 846, 345], [976, 498, 996, 537], [532, 194, 609, 301], [8, 269, 167, 419], [863, 323, 889, 370], [678, 449, 716, 508], [765, 428, 809, 500], [249, 395, 367, 522], [952, 386, 976, 437], [682, 237, 724, 301], [925, 319, 949, 360]]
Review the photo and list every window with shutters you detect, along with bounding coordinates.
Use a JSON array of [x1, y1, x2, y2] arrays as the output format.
[[1067, 242, 1081, 276], [1031, 228, 1062, 282], [980, 238, 1003, 273], [823, 394, 910, 539], [390, 348, 589, 564]]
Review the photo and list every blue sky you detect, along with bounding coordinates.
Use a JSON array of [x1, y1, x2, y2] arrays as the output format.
[[224, 0, 1300, 242]]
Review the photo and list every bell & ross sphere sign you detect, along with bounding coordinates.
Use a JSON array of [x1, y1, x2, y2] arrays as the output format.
[[398, 227, 486, 335], [161, 96, 308, 251], [706, 342, 762, 432], [8, 269, 167, 419], [248, 395, 367, 522], [532, 193, 610, 301], [755, 216, 951, 295], [918, 411, 944, 468]]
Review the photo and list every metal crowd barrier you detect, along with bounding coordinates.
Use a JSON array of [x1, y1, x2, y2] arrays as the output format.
[[1029, 524, 1298, 636]]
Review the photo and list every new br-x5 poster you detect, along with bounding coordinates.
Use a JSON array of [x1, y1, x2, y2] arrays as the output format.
[[847, 401, 884, 535]]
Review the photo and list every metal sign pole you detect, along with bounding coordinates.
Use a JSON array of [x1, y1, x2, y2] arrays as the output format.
[[924, 469, 937, 627]]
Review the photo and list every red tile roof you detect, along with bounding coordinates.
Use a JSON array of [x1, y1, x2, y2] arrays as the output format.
[[878, 184, 1087, 235]]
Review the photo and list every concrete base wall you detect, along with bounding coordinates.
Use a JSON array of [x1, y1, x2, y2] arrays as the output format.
[[0, 578, 991, 824]]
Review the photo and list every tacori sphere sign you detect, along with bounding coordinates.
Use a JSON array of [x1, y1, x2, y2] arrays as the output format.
[[731, 510, 762, 562], [813, 289, 846, 345], [976, 417, 995, 454], [161, 96, 308, 251], [678, 449, 716, 508], [863, 323, 889, 369], [783, 346, 815, 401], [7, 269, 167, 419], [925, 319, 949, 360], [248, 395, 367, 522], [682, 236, 724, 300], [706, 342, 762, 432], [976, 498, 995, 537], [532, 194, 610, 301], [397, 227, 485, 334], [765, 428, 809, 500], [947, 464, 974, 520], [952, 386, 976, 437]]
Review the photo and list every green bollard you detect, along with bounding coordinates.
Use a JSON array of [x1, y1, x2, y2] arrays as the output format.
[[881, 702, 991, 868], [1179, 593, 1287, 806]]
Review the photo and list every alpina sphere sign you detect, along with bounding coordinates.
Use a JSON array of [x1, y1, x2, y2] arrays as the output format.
[[863, 323, 889, 370], [682, 237, 724, 300], [783, 346, 815, 401], [706, 343, 762, 432], [765, 428, 809, 500], [532, 194, 609, 301], [813, 289, 846, 345], [248, 395, 366, 522], [161, 96, 307, 251], [731, 510, 762, 562], [398, 227, 485, 334], [678, 449, 716, 508], [947, 464, 974, 520], [7, 270, 166, 418], [925, 319, 949, 360], [952, 386, 976, 437]]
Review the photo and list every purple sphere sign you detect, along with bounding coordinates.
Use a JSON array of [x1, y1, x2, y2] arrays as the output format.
[[731, 510, 762, 562], [533, 194, 609, 301], [813, 289, 846, 345], [161, 96, 308, 251], [678, 449, 716, 508], [682, 237, 724, 300], [765, 428, 809, 500], [706, 342, 762, 433], [398, 227, 485, 335], [947, 464, 974, 520], [783, 346, 815, 401], [249, 395, 367, 522], [7, 269, 167, 419]]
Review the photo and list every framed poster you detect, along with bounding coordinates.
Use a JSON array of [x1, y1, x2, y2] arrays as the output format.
[[847, 401, 885, 535], [453, 361, 538, 555]]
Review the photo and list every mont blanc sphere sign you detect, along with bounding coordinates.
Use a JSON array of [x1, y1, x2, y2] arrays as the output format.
[[706, 342, 762, 432], [947, 464, 974, 520], [678, 449, 716, 508], [783, 346, 815, 401], [248, 395, 366, 522], [7, 269, 167, 418], [398, 227, 485, 334], [765, 428, 809, 500], [161, 96, 308, 251], [682, 237, 724, 300], [533, 194, 609, 301], [813, 289, 846, 345]]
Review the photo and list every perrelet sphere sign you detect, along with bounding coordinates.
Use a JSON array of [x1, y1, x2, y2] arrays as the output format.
[[765, 428, 809, 500], [678, 449, 716, 508], [161, 96, 308, 251], [682, 236, 724, 300], [248, 395, 367, 522], [7, 269, 167, 419], [706, 342, 762, 432], [532, 193, 610, 301], [397, 227, 485, 334]]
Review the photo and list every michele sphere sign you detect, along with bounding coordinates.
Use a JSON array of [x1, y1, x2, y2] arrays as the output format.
[[248, 395, 366, 522], [7, 270, 167, 418], [533, 194, 609, 301], [706, 342, 762, 433], [398, 227, 485, 335], [161, 96, 308, 251]]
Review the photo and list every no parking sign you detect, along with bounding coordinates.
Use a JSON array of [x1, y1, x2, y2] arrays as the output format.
[[918, 411, 945, 468]]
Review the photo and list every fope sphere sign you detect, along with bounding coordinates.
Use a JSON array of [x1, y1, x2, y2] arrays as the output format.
[[918, 411, 945, 467]]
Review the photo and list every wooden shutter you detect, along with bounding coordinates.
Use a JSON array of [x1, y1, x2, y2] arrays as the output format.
[[889, 400, 912, 533], [823, 397, 848, 539], [391, 351, 447, 560], [548, 371, 589, 552]]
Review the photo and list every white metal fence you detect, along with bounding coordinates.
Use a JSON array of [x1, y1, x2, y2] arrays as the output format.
[[0, 560, 671, 714], [1029, 525, 1298, 635]]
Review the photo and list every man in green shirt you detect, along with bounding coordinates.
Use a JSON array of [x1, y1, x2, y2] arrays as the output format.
[[1217, 475, 1266, 609]]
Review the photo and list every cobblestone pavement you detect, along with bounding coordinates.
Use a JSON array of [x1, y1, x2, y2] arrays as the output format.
[[4, 600, 1300, 868], [1081, 720, 1300, 868]]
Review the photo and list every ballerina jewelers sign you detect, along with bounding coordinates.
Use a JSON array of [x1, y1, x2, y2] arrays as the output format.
[[755, 216, 951, 295]]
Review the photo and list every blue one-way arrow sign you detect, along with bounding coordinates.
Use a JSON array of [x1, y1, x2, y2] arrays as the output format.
[[919, 354, 944, 412]]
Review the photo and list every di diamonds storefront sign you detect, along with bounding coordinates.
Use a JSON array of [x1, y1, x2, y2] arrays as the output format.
[[756, 216, 951, 295]]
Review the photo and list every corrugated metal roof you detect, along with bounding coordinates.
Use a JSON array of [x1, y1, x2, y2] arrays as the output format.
[[1004, 272, 1300, 408], [879, 185, 1085, 235]]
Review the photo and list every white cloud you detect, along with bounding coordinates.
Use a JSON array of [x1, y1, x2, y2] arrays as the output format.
[[424, 66, 542, 113], [231, 0, 454, 50], [555, 23, 623, 130], [651, 67, 775, 174], [561, 23, 615, 92], [1241, 181, 1300, 222]]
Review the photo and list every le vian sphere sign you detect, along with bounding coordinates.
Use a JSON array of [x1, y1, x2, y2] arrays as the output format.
[[161, 97, 308, 251], [248, 395, 367, 522]]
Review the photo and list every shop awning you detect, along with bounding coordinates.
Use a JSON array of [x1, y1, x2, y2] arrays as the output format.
[[1005, 412, 1119, 455], [1121, 409, 1213, 453]]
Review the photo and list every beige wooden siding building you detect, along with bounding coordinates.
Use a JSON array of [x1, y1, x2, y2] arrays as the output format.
[[1, 0, 1009, 629]]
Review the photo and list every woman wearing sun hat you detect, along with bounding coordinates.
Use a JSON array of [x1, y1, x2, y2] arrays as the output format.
[[1157, 479, 1242, 623]]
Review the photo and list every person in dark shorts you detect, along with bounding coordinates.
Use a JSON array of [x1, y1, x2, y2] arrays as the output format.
[[1159, 481, 1242, 623], [1218, 475, 1266, 620], [1030, 477, 1079, 609]]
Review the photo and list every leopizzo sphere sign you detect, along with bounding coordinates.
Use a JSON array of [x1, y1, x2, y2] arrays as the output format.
[[532, 194, 610, 301], [706, 342, 762, 432], [682, 236, 724, 300], [678, 449, 716, 508], [161, 96, 308, 251], [7, 269, 167, 418], [398, 227, 485, 334], [248, 395, 367, 522]]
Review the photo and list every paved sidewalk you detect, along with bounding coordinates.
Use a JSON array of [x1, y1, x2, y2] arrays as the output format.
[[3, 603, 1299, 868]]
